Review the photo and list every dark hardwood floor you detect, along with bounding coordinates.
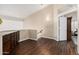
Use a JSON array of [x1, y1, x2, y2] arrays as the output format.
[[14, 38, 77, 55]]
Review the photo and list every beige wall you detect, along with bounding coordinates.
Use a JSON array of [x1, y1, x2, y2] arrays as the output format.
[[23, 5, 68, 41], [23, 5, 57, 40], [19, 30, 37, 42], [20, 30, 30, 42]]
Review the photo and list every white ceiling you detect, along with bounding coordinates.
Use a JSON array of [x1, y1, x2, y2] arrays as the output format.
[[0, 4, 48, 19], [58, 4, 77, 14]]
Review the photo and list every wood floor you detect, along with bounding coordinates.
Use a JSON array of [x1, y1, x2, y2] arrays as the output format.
[[14, 38, 77, 55]]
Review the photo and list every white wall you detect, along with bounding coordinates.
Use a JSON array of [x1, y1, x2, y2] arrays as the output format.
[[0, 33, 2, 55], [23, 5, 66, 41], [23, 5, 55, 40], [77, 5, 79, 54], [19, 30, 37, 42], [51, 5, 63, 41], [53, 5, 59, 40], [19, 30, 29, 42], [0, 16, 23, 31], [23, 5, 70, 41]]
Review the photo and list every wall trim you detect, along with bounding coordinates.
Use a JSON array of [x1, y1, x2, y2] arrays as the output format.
[[37, 36, 58, 41], [19, 38, 37, 42], [19, 36, 60, 42]]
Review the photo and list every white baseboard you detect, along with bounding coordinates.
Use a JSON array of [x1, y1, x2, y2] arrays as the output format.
[[38, 36, 58, 41], [19, 38, 37, 42], [19, 37, 58, 42], [19, 38, 27, 42]]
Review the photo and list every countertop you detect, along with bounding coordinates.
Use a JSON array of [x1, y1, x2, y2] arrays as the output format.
[[0, 29, 37, 36]]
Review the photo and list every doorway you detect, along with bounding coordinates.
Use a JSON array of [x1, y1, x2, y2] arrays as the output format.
[[58, 11, 78, 45], [67, 17, 72, 42]]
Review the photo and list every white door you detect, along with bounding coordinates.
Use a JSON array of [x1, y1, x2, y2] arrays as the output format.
[[59, 16, 67, 41]]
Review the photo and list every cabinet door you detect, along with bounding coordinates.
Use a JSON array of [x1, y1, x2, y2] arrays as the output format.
[[3, 31, 20, 55], [10, 32, 16, 50], [3, 34, 11, 55], [16, 31, 19, 44]]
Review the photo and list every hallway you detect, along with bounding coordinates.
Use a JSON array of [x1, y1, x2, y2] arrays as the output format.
[[14, 38, 77, 55]]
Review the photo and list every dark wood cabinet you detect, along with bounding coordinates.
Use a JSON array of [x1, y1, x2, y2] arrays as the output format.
[[3, 34, 12, 55], [3, 31, 19, 55]]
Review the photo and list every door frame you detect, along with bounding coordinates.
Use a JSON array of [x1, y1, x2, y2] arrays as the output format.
[[58, 11, 78, 41]]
